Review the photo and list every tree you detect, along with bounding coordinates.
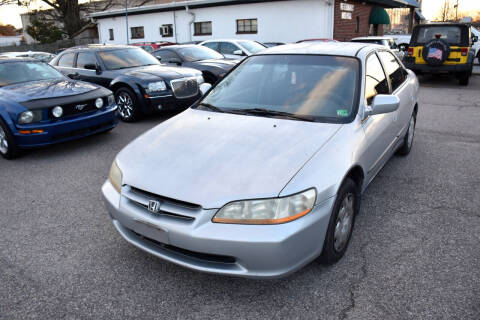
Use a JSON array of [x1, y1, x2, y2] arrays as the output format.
[[0, 24, 17, 36], [435, 0, 457, 22], [25, 16, 64, 44]]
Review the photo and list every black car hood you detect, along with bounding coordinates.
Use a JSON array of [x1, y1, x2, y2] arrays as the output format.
[[0, 79, 100, 104], [124, 65, 200, 81]]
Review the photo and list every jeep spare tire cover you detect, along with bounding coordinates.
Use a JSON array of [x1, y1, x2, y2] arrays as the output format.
[[422, 39, 450, 66]]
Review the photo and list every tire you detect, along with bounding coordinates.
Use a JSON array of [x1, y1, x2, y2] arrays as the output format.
[[397, 112, 416, 156], [115, 87, 142, 122], [320, 178, 359, 265], [0, 118, 20, 160], [458, 72, 470, 86]]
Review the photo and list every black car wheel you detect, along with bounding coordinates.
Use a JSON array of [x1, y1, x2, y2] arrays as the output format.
[[320, 178, 359, 265], [0, 119, 20, 159], [397, 112, 416, 156], [115, 87, 141, 122], [459, 71, 470, 86]]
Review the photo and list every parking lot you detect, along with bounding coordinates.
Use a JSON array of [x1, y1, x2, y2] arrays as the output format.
[[1, 75, 479, 319]]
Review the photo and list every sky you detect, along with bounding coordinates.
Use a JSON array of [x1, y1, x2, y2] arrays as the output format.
[[0, 0, 480, 29]]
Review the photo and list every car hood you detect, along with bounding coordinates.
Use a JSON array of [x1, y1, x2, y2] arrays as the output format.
[[124, 65, 200, 81], [0, 79, 98, 103], [117, 108, 342, 209]]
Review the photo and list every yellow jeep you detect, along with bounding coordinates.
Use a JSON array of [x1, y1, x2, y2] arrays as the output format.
[[405, 23, 478, 86]]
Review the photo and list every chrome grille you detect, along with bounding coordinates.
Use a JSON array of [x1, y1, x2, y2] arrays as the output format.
[[170, 77, 199, 99], [122, 185, 200, 221]]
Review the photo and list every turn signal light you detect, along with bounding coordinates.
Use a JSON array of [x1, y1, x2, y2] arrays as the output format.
[[18, 129, 44, 134], [407, 47, 413, 56], [461, 48, 468, 56]]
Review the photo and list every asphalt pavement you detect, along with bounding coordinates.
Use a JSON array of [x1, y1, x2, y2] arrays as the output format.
[[1, 76, 479, 319]]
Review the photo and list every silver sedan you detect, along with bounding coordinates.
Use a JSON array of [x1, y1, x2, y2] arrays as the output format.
[[102, 42, 419, 278]]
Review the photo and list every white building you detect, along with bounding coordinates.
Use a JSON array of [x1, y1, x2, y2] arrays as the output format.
[[0, 36, 23, 47], [90, 0, 335, 45]]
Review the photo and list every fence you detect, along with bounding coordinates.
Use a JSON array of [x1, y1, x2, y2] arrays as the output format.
[[0, 38, 98, 54]]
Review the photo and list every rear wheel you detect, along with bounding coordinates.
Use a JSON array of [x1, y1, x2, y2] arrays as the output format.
[[320, 178, 359, 265], [458, 71, 470, 86], [0, 119, 20, 159], [115, 87, 141, 122]]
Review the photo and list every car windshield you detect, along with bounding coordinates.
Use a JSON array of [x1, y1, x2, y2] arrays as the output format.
[[237, 41, 266, 54], [98, 48, 160, 70], [416, 26, 462, 44], [198, 55, 359, 123], [177, 46, 224, 61], [0, 61, 63, 87]]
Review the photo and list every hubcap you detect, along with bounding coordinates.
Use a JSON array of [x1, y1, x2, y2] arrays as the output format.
[[407, 116, 415, 148], [334, 193, 354, 252], [0, 126, 8, 154], [116, 92, 134, 119]]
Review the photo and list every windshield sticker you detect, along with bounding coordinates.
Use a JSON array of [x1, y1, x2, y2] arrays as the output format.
[[337, 109, 349, 117]]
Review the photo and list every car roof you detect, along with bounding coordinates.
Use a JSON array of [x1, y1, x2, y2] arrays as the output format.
[[0, 56, 38, 63], [201, 39, 255, 43], [155, 44, 197, 50], [61, 44, 135, 52], [260, 42, 379, 57]]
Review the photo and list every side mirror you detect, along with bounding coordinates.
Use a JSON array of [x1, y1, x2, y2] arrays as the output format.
[[84, 63, 101, 73], [155, 56, 162, 61], [199, 83, 212, 96], [472, 35, 478, 43], [233, 49, 245, 56], [168, 57, 182, 65], [365, 95, 400, 117]]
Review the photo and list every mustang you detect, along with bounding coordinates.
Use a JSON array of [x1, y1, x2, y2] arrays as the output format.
[[0, 57, 118, 159], [102, 42, 419, 278]]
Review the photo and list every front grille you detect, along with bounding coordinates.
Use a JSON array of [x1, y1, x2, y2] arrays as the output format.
[[52, 121, 114, 141], [170, 77, 199, 99], [130, 229, 236, 264], [123, 185, 201, 221], [48, 97, 105, 119]]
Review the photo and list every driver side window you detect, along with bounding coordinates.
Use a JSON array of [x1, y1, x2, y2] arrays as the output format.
[[365, 53, 389, 105], [220, 42, 240, 55]]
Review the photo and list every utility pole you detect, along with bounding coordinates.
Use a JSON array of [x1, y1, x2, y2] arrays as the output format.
[[125, 0, 129, 44], [454, 0, 459, 22]]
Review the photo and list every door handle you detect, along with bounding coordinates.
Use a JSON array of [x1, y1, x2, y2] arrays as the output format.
[[68, 72, 80, 79]]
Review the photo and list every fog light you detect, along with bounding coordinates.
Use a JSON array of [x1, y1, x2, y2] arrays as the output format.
[[52, 106, 63, 118], [157, 104, 163, 110], [95, 97, 104, 109]]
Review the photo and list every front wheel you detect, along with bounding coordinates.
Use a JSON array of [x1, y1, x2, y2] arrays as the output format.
[[397, 113, 416, 156], [320, 178, 359, 265], [115, 87, 141, 122], [0, 119, 20, 159]]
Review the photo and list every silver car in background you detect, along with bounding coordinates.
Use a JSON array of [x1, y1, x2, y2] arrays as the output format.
[[102, 42, 419, 278]]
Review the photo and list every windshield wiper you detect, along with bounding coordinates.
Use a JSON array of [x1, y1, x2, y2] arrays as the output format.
[[230, 108, 318, 122], [197, 103, 225, 113]]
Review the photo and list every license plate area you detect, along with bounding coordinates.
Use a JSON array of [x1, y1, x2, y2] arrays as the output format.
[[132, 218, 169, 245]]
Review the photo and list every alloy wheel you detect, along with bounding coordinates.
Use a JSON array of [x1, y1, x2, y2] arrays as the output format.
[[334, 193, 354, 252], [117, 92, 134, 119], [0, 126, 8, 154]]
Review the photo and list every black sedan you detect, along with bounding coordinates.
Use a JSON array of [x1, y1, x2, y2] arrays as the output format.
[[152, 45, 238, 84], [50, 45, 204, 122]]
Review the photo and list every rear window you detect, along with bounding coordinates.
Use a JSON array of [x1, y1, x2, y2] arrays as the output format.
[[416, 26, 462, 44]]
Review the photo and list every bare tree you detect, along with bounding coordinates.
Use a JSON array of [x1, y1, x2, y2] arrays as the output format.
[[435, 0, 457, 22]]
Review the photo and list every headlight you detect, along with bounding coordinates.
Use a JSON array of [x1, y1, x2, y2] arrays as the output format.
[[18, 110, 42, 124], [95, 97, 104, 109], [107, 94, 115, 106], [146, 81, 167, 93], [109, 160, 123, 193], [195, 75, 204, 84], [213, 189, 316, 225], [52, 106, 63, 118]]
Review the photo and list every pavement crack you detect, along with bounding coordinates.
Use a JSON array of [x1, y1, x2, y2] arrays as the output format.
[[338, 242, 368, 320]]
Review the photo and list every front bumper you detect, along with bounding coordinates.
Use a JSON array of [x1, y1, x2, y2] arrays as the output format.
[[102, 181, 335, 278], [140, 93, 200, 114], [14, 106, 118, 148]]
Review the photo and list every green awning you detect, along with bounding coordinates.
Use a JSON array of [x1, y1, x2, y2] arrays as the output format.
[[369, 6, 391, 25]]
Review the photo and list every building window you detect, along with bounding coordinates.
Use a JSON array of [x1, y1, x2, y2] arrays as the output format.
[[160, 24, 173, 37], [355, 17, 360, 33], [108, 29, 114, 40], [130, 26, 144, 39], [236, 19, 258, 34], [194, 21, 212, 36]]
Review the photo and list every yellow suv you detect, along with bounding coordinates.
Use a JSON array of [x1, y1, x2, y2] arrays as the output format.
[[405, 23, 478, 86]]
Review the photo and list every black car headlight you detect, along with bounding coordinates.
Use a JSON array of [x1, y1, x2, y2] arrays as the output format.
[[18, 110, 42, 124]]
